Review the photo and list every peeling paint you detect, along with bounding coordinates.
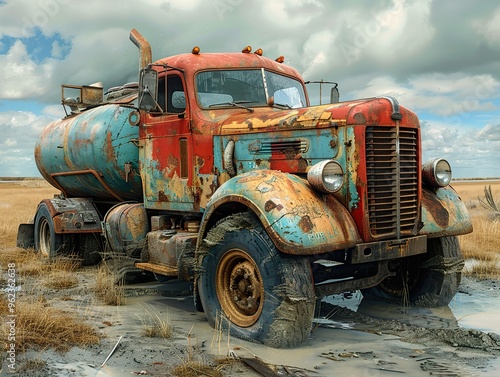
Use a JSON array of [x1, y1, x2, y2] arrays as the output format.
[[34, 105, 142, 200]]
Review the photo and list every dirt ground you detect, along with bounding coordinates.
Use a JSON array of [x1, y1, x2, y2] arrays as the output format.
[[3, 261, 500, 377]]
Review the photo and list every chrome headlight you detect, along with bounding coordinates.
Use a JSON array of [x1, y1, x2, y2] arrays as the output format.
[[307, 160, 344, 193], [422, 158, 452, 188]]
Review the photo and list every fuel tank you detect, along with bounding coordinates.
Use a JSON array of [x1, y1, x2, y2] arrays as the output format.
[[35, 104, 142, 201]]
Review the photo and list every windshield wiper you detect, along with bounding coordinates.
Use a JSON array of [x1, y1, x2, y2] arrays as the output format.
[[273, 102, 293, 109], [209, 101, 255, 112]]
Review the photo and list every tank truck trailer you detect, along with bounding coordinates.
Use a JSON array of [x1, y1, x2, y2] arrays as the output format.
[[17, 29, 472, 348]]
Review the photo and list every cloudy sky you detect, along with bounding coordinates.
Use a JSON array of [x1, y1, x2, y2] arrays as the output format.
[[1, 0, 499, 178]]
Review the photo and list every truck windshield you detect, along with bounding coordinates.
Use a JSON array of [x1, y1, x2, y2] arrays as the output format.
[[196, 69, 306, 109]]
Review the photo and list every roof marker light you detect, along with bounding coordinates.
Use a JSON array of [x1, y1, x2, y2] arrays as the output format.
[[275, 56, 285, 63], [254, 48, 263, 56], [192, 46, 200, 55], [242, 46, 252, 53]]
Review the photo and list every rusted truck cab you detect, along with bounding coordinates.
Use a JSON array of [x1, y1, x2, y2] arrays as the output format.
[[19, 29, 472, 348]]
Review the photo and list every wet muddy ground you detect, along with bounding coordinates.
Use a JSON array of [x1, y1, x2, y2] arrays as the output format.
[[8, 272, 499, 377]]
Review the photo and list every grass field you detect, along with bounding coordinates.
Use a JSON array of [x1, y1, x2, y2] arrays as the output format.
[[0, 181, 58, 249], [450, 181, 500, 278], [0, 181, 102, 356], [1, 179, 499, 275]]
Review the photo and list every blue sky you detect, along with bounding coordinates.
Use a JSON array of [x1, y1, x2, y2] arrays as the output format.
[[0, 0, 499, 178]]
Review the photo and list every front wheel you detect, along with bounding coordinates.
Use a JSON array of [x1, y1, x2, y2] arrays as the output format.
[[198, 213, 316, 348], [362, 236, 464, 307]]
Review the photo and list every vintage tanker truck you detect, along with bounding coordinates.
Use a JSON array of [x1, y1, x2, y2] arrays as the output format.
[[18, 29, 472, 348]]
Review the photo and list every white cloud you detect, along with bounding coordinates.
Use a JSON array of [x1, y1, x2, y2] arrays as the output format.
[[51, 40, 64, 59], [0, 40, 55, 99], [421, 121, 500, 178], [42, 105, 66, 118], [473, 7, 500, 50], [4, 138, 17, 147], [0, 110, 55, 176], [351, 73, 500, 117], [263, 0, 323, 27]]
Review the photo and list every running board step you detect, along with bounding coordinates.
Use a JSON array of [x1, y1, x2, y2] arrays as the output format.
[[135, 262, 178, 277]]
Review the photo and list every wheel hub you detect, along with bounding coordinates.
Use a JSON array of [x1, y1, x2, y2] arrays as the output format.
[[216, 249, 264, 327]]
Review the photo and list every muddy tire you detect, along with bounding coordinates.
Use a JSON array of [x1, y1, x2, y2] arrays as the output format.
[[198, 213, 316, 348], [362, 236, 464, 307], [79, 234, 103, 266], [34, 203, 63, 259]]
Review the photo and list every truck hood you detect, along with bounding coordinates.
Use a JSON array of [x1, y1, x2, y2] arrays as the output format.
[[218, 97, 419, 135]]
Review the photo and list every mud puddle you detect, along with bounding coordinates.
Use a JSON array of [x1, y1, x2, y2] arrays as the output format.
[[320, 275, 500, 335], [107, 276, 500, 376]]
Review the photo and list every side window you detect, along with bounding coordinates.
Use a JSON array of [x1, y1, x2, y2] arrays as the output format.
[[167, 75, 186, 113], [157, 78, 166, 112]]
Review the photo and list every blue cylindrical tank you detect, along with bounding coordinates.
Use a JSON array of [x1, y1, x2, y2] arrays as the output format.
[[35, 104, 142, 201]]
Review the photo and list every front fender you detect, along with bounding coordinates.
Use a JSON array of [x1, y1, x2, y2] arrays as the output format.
[[200, 170, 362, 255], [420, 186, 473, 238]]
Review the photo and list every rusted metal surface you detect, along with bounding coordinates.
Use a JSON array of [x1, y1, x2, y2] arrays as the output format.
[[135, 262, 177, 276], [146, 231, 195, 267], [315, 260, 395, 297], [40, 198, 102, 234], [35, 104, 142, 201], [51, 170, 125, 201], [351, 235, 427, 264], [420, 186, 473, 238], [216, 249, 264, 327], [61, 84, 103, 108], [201, 170, 362, 255], [129, 29, 152, 69], [143, 231, 196, 280], [104, 203, 148, 257]]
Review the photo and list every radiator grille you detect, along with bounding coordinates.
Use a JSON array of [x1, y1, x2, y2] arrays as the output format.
[[366, 126, 418, 237], [260, 140, 308, 154]]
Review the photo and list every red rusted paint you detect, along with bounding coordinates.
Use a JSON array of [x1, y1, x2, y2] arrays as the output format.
[[158, 191, 170, 202], [298, 215, 314, 233]]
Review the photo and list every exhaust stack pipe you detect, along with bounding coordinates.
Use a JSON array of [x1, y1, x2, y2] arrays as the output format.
[[129, 29, 152, 69]]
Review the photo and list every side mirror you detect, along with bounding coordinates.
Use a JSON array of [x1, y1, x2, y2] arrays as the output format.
[[138, 68, 159, 111]]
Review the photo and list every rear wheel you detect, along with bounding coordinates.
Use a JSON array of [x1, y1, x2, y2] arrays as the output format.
[[198, 213, 316, 348], [362, 236, 464, 307], [79, 233, 103, 266], [34, 203, 63, 259]]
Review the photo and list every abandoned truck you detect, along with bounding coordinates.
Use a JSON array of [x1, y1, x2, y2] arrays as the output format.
[[18, 29, 472, 348]]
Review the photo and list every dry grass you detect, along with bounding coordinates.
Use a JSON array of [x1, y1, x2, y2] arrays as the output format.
[[452, 181, 500, 279], [0, 181, 101, 354], [0, 294, 100, 352], [139, 305, 173, 338], [171, 359, 226, 377], [0, 247, 81, 288], [43, 270, 79, 289], [0, 181, 58, 248], [94, 264, 125, 305], [171, 341, 231, 377]]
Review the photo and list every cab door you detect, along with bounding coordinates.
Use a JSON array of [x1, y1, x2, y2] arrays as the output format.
[[140, 73, 194, 211]]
